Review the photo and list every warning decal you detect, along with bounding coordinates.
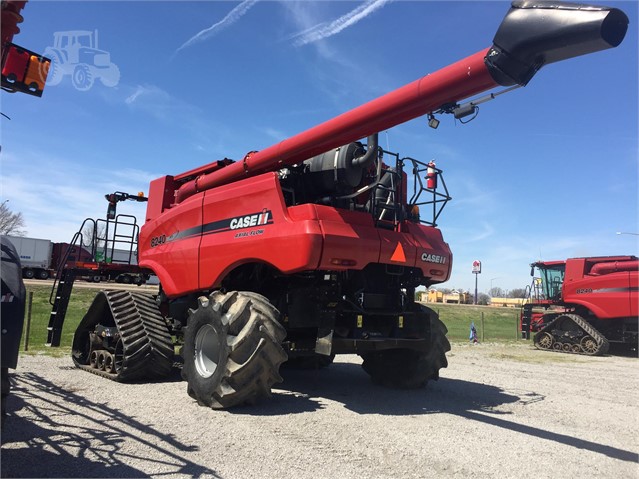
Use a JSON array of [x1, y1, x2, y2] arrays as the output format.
[[390, 242, 406, 263]]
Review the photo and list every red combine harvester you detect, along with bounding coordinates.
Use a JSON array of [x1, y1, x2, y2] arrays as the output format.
[[521, 256, 638, 355], [47, 2, 629, 408]]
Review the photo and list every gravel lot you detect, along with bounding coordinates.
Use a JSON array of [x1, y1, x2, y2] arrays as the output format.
[[1, 342, 637, 478]]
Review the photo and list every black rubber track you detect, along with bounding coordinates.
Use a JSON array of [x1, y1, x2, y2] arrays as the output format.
[[182, 291, 287, 409], [72, 290, 174, 381], [534, 313, 609, 356], [360, 307, 451, 389]]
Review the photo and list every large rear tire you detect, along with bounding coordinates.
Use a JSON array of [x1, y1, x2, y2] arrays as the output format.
[[181, 291, 287, 409], [360, 308, 450, 389]]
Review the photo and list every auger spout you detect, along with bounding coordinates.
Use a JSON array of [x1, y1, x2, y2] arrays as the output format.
[[486, 1, 628, 86]]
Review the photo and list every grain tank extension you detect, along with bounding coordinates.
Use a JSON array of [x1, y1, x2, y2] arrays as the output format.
[[52, 2, 628, 408]]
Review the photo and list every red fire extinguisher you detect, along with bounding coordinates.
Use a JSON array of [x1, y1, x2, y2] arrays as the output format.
[[426, 161, 437, 189]]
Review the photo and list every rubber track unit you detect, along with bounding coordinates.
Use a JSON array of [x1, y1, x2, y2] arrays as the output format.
[[534, 313, 609, 356], [72, 290, 174, 382]]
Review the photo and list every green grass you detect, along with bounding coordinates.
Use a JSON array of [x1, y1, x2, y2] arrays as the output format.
[[19, 287, 525, 356], [427, 302, 523, 343], [22, 285, 98, 356]]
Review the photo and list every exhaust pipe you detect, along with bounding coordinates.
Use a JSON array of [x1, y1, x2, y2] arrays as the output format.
[[486, 1, 629, 86]]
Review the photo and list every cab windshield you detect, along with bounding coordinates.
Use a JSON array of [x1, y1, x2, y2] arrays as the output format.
[[537, 264, 565, 300]]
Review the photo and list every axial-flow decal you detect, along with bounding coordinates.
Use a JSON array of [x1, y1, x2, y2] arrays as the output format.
[[150, 209, 273, 247]]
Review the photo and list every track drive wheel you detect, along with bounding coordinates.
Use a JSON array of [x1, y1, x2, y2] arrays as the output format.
[[181, 291, 287, 409], [534, 332, 553, 350], [580, 335, 599, 355], [360, 307, 450, 389]]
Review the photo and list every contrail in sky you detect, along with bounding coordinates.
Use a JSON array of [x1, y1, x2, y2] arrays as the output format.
[[175, 0, 258, 54], [291, 0, 392, 47]]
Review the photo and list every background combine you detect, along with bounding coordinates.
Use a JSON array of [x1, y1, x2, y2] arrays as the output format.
[[45, 1, 629, 409], [521, 256, 638, 355]]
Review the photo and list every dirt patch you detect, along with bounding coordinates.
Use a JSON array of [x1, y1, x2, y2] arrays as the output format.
[[2, 342, 637, 478]]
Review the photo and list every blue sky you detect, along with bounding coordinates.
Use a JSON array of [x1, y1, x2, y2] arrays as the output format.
[[1, 0, 637, 293]]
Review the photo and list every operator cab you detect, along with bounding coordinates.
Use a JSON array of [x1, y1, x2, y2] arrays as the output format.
[[532, 262, 565, 301]]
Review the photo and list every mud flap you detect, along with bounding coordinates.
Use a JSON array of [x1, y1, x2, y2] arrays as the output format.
[[315, 327, 334, 356]]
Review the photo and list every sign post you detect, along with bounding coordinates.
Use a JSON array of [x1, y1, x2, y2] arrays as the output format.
[[472, 260, 482, 304]]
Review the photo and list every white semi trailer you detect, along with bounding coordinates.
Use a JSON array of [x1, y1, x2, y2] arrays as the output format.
[[1, 235, 53, 279]]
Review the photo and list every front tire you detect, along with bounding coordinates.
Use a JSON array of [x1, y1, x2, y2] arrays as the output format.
[[361, 308, 450, 389], [181, 291, 287, 409]]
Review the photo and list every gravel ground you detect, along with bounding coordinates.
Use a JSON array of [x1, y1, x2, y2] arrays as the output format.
[[1, 342, 638, 479]]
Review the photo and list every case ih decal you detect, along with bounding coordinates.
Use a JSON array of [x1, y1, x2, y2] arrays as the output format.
[[228, 209, 272, 230], [421, 253, 447, 264], [150, 209, 273, 247]]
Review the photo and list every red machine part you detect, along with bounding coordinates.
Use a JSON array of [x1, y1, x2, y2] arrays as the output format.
[[1, 43, 50, 94], [141, 172, 453, 297], [1, 1, 50, 96], [589, 259, 639, 276], [1, 1, 27, 48], [174, 50, 497, 203], [561, 256, 638, 319], [1, 43, 27, 80], [139, 2, 628, 298]]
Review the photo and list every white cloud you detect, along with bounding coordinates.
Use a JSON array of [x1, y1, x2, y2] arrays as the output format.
[[175, 0, 258, 54], [462, 221, 495, 243], [125, 85, 147, 104], [1, 151, 154, 243], [289, 0, 392, 46], [123, 83, 192, 121], [450, 177, 500, 209], [111, 168, 159, 186], [260, 127, 288, 142]]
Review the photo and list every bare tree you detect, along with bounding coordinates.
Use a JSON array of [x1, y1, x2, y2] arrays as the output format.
[[489, 286, 505, 298], [0, 201, 26, 236], [508, 288, 528, 298], [81, 222, 107, 253]]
